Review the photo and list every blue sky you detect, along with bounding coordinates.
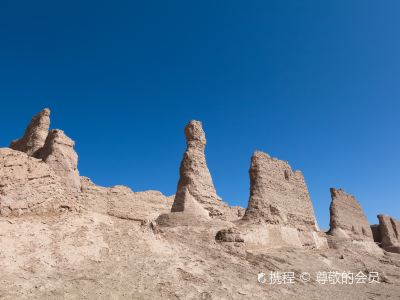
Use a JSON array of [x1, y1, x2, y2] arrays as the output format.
[[0, 1, 399, 229]]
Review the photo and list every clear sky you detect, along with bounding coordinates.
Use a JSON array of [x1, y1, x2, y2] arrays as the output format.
[[1, 1, 399, 229]]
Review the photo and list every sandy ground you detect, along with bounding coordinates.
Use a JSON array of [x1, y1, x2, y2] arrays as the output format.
[[0, 209, 399, 300]]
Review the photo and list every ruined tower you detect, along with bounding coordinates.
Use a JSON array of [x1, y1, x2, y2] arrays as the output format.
[[243, 151, 319, 231], [329, 188, 373, 239], [10, 108, 51, 156], [171, 120, 223, 218]]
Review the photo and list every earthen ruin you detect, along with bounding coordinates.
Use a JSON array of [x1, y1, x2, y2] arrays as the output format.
[[1, 110, 398, 253], [10, 108, 51, 156], [0, 148, 75, 216], [1, 109, 81, 216], [243, 151, 319, 231], [165, 120, 243, 223], [37, 129, 81, 193], [371, 215, 400, 254], [329, 188, 373, 240], [172, 120, 223, 217], [217, 151, 327, 249], [1, 109, 399, 298]]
